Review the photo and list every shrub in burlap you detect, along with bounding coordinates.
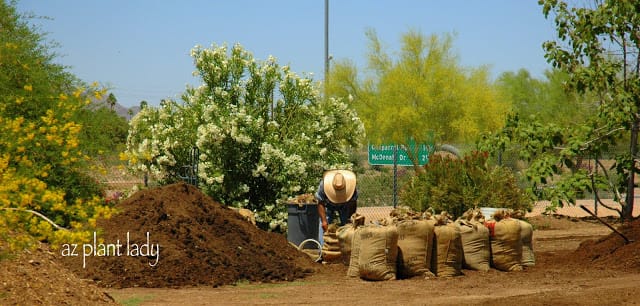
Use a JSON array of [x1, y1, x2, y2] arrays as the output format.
[[486, 218, 523, 271], [518, 219, 535, 267], [456, 219, 490, 272], [433, 223, 463, 277], [346, 226, 362, 277], [357, 225, 399, 281], [337, 214, 365, 266], [322, 223, 342, 263], [396, 219, 436, 279]]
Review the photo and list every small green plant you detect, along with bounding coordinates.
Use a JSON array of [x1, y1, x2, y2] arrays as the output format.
[[400, 151, 532, 219]]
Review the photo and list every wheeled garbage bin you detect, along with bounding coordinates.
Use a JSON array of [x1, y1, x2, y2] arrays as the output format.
[[286, 203, 319, 247]]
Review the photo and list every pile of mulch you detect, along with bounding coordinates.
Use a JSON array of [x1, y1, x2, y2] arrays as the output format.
[[0, 242, 116, 305], [59, 182, 317, 288], [573, 217, 640, 271]]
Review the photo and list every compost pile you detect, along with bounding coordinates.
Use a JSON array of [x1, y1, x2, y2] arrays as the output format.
[[0, 241, 116, 305], [573, 217, 640, 271], [61, 182, 316, 288]]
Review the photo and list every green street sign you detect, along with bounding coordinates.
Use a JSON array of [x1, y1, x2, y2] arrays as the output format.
[[368, 142, 433, 166]]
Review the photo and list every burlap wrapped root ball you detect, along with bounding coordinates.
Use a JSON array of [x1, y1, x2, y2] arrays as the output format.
[[486, 211, 523, 272], [354, 224, 399, 281], [396, 218, 436, 279], [322, 223, 342, 263]]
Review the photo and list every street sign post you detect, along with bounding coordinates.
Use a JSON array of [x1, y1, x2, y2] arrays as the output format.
[[367, 143, 433, 166], [367, 139, 435, 207]]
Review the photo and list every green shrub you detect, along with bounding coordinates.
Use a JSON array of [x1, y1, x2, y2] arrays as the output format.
[[399, 151, 532, 219]]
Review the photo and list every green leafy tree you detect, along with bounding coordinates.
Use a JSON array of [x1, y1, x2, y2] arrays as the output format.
[[74, 104, 129, 156], [0, 0, 115, 252], [497, 68, 596, 126], [480, 0, 639, 220], [106, 92, 117, 110], [327, 29, 510, 167], [123, 43, 365, 231]]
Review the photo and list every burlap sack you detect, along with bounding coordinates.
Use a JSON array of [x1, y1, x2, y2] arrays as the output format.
[[357, 225, 399, 281], [396, 219, 436, 279], [518, 219, 535, 267], [347, 227, 362, 277], [322, 224, 341, 263], [322, 250, 341, 262], [433, 223, 463, 277], [322, 235, 341, 252], [457, 219, 490, 272], [337, 214, 365, 266], [337, 225, 355, 265], [488, 218, 523, 271]]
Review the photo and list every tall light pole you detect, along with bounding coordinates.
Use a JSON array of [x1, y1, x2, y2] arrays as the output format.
[[324, 0, 329, 95]]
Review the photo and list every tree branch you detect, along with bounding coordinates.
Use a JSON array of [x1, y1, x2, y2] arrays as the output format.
[[551, 126, 625, 151], [595, 158, 625, 202], [1, 208, 69, 231], [590, 173, 622, 215]]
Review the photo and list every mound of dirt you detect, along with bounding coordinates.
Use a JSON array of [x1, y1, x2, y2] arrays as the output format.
[[573, 218, 640, 271], [60, 182, 317, 288], [0, 242, 116, 305]]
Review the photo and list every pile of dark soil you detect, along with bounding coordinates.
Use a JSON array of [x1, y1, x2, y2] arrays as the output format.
[[60, 182, 316, 288], [0, 242, 116, 305], [573, 218, 640, 271]]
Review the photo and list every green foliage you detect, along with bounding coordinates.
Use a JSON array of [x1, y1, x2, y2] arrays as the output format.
[[0, 0, 115, 252], [496, 68, 596, 126], [400, 151, 532, 219], [123, 43, 365, 231], [75, 104, 129, 156], [480, 0, 640, 219], [327, 29, 510, 167]]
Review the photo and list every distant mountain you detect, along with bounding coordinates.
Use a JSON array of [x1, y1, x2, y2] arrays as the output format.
[[90, 95, 141, 121], [113, 103, 141, 121]]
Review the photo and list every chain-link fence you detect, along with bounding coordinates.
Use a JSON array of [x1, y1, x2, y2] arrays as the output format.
[[353, 166, 414, 208], [494, 144, 631, 194], [97, 146, 425, 212]]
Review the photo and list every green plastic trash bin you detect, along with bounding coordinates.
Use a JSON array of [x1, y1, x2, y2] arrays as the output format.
[[287, 203, 319, 247]]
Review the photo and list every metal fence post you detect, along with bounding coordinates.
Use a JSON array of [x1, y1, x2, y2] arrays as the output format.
[[393, 145, 398, 208]]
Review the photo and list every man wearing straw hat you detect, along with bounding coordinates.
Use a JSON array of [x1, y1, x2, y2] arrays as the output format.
[[315, 169, 358, 233]]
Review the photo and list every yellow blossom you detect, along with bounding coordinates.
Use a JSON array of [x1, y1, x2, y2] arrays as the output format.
[[73, 88, 83, 98], [23, 84, 33, 91]]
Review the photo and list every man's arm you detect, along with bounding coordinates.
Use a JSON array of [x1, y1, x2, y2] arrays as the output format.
[[317, 201, 328, 232]]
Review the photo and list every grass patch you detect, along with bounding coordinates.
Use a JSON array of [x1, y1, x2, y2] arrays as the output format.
[[115, 294, 155, 306]]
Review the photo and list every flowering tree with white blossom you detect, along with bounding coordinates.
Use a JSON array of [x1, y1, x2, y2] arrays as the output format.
[[123, 43, 365, 231]]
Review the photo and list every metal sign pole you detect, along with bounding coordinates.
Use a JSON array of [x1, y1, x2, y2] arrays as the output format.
[[393, 144, 398, 208]]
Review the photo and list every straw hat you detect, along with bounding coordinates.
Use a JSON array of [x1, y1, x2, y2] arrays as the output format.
[[323, 170, 356, 204]]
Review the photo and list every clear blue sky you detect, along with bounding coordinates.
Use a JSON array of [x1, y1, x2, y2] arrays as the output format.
[[17, 0, 557, 108]]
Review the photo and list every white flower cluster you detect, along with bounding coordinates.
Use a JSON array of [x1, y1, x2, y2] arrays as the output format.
[[124, 43, 365, 232]]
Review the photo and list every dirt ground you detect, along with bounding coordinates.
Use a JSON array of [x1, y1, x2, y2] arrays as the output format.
[[106, 215, 640, 306], [3, 182, 640, 305]]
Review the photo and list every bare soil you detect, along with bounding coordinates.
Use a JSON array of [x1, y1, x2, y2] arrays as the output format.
[[3, 183, 640, 305], [108, 215, 640, 306]]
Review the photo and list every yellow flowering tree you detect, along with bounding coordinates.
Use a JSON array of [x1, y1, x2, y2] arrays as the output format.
[[327, 30, 510, 167], [0, 1, 115, 252]]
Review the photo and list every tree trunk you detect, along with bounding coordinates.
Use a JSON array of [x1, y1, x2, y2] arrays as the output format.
[[623, 117, 638, 220]]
